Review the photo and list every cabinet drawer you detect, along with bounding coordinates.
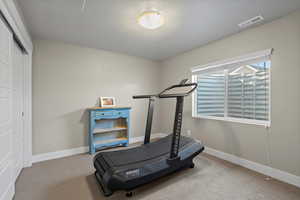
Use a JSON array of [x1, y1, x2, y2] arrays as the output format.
[[114, 110, 129, 116], [94, 110, 129, 119], [95, 111, 114, 117]]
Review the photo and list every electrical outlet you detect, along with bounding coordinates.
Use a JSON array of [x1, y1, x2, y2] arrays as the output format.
[[186, 130, 192, 137]]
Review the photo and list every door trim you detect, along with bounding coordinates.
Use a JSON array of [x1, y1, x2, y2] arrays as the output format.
[[22, 52, 32, 167], [0, 0, 33, 167]]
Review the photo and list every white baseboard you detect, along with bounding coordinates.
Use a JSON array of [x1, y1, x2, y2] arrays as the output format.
[[32, 133, 168, 164], [32, 146, 89, 164], [204, 147, 300, 188]]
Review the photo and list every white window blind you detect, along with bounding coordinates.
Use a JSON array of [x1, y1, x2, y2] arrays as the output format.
[[192, 49, 272, 126], [196, 69, 226, 117]]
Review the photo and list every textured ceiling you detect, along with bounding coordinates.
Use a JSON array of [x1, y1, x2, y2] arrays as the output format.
[[17, 0, 300, 60]]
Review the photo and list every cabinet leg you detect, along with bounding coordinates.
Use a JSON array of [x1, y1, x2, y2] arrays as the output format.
[[90, 145, 95, 154]]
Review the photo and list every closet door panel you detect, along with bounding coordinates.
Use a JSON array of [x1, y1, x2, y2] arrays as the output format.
[[12, 42, 24, 180], [0, 16, 15, 200]]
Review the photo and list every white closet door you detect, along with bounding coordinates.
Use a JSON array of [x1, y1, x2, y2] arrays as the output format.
[[0, 18, 15, 200], [12, 41, 24, 181]]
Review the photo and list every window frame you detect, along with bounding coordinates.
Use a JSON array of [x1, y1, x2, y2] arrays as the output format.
[[191, 49, 272, 127]]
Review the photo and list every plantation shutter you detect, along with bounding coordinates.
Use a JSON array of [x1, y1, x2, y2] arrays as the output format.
[[192, 49, 272, 125], [227, 62, 270, 121], [196, 70, 225, 117]]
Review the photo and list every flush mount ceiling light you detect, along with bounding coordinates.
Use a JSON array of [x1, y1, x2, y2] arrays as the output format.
[[138, 10, 164, 30]]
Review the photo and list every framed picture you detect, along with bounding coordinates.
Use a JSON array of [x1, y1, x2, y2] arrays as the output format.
[[100, 97, 116, 107]]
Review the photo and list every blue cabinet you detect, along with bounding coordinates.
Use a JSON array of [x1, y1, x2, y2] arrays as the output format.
[[88, 107, 131, 154]]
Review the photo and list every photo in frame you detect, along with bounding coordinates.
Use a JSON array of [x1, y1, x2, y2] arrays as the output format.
[[100, 97, 116, 107]]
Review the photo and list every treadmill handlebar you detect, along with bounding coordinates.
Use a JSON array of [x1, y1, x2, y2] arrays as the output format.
[[132, 94, 157, 145], [133, 95, 158, 99], [132, 79, 197, 162], [158, 83, 198, 98], [132, 79, 197, 99]]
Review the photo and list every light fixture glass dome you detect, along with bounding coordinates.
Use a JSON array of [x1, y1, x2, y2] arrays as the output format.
[[138, 11, 164, 30]]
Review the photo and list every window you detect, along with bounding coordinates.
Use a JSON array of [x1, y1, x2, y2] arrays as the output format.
[[192, 49, 272, 126]]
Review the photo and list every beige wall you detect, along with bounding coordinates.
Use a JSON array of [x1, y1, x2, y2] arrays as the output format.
[[159, 10, 300, 176], [33, 10, 300, 177], [33, 40, 161, 155]]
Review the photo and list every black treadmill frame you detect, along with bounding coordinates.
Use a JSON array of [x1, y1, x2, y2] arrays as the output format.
[[133, 94, 157, 144], [158, 79, 197, 162], [94, 79, 202, 197], [133, 79, 197, 156]]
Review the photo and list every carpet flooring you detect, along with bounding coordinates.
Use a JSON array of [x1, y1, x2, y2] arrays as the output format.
[[15, 152, 300, 200]]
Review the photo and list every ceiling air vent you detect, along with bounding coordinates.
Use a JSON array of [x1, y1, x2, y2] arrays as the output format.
[[238, 15, 264, 28]]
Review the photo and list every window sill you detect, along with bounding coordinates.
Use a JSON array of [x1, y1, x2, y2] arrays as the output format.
[[192, 115, 270, 127]]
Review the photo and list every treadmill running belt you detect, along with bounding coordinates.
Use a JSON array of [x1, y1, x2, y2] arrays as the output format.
[[99, 135, 191, 166]]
